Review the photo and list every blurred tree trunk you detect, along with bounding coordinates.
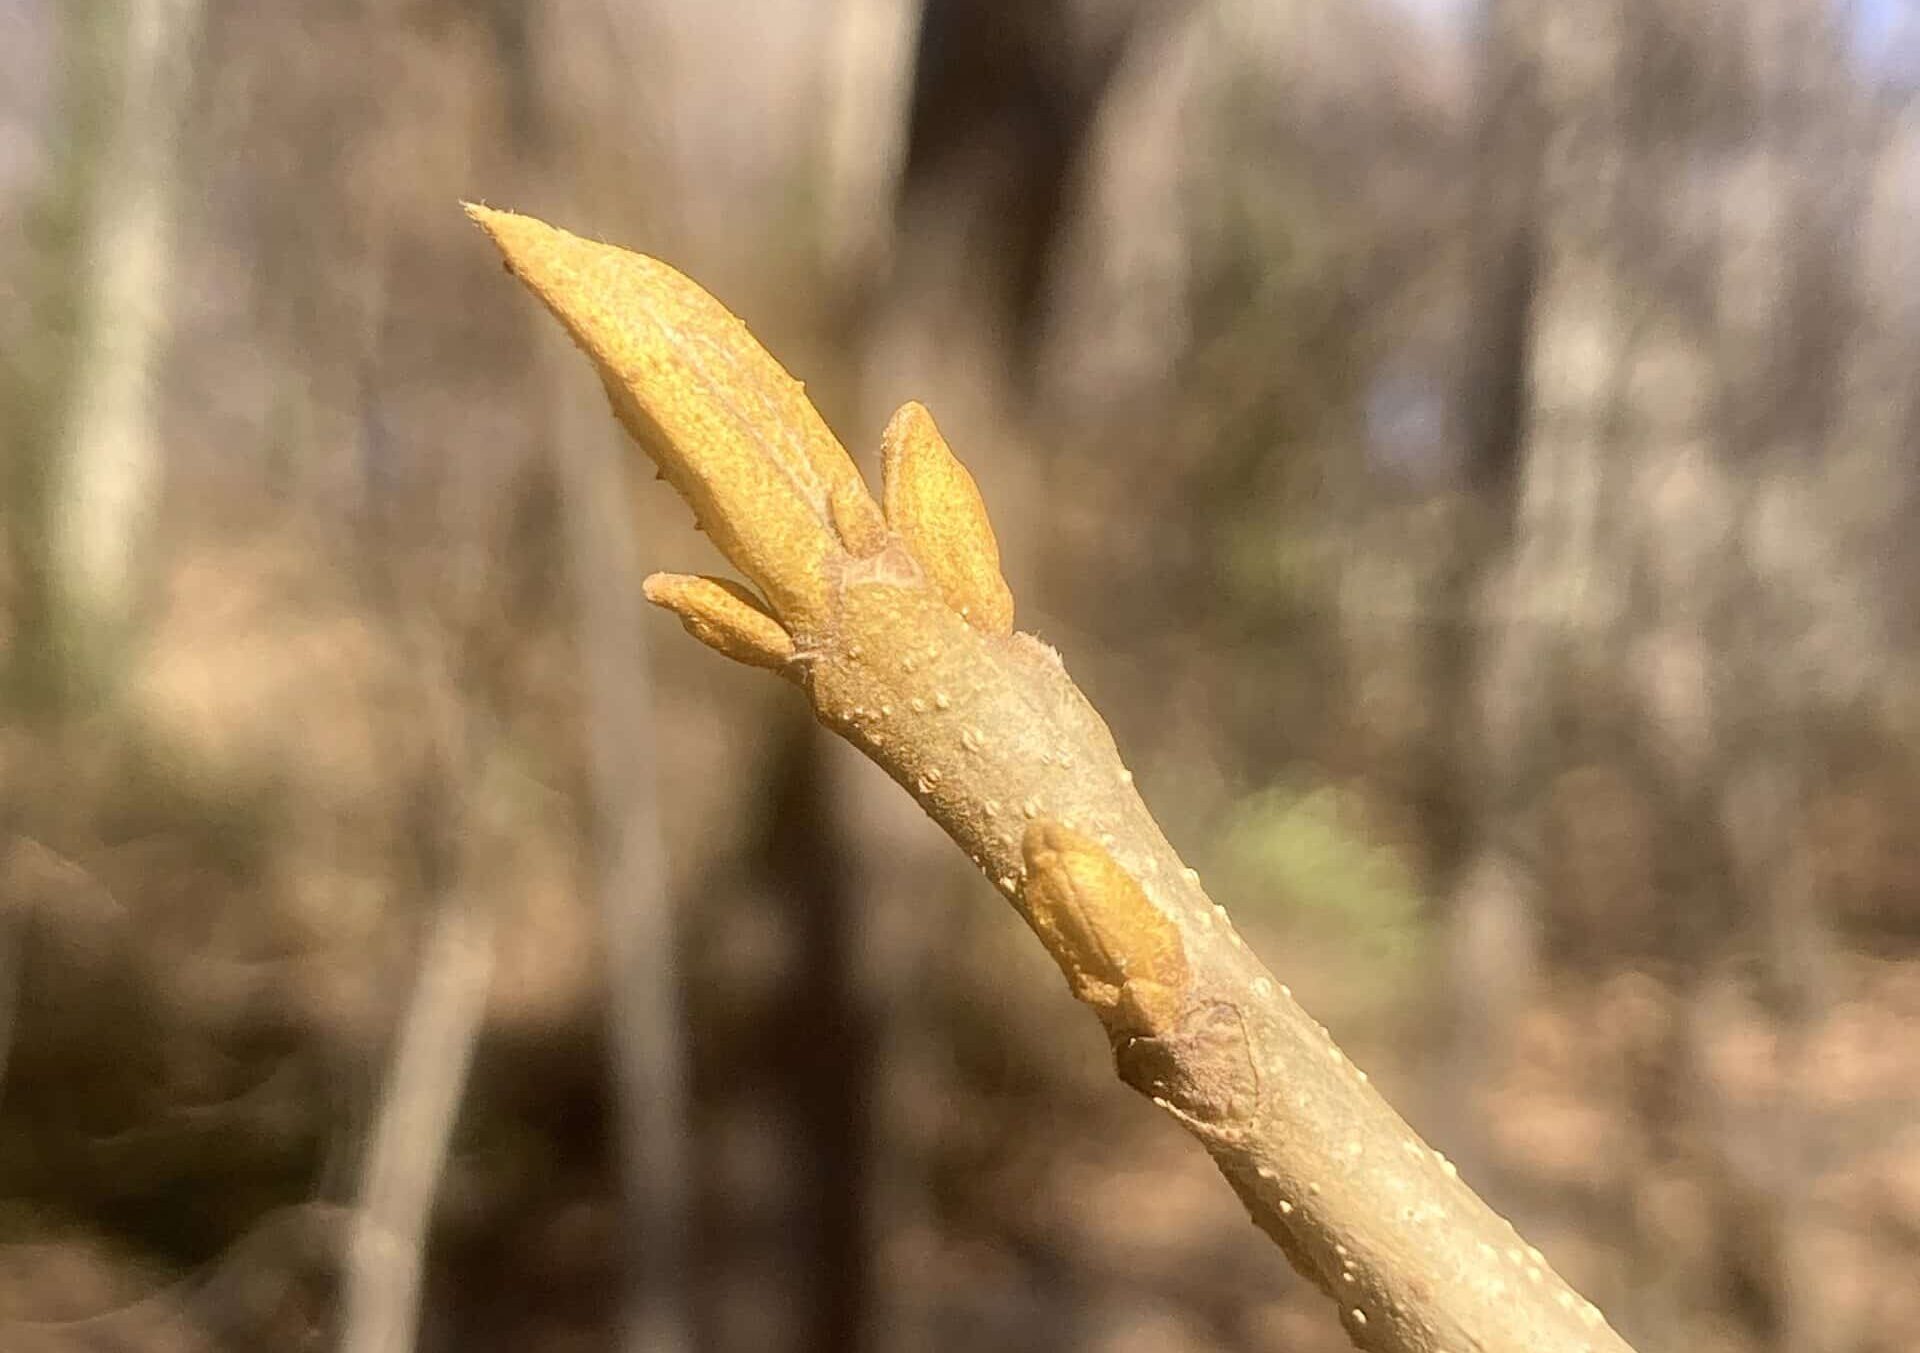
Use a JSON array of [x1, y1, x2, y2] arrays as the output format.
[[1682, 10, 1856, 1344], [881, 0, 1157, 387], [3, 10, 100, 711], [47, 0, 204, 689], [545, 331, 694, 1353], [751, 723, 877, 1353], [826, 5, 1166, 1344], [5, 0, 188, 710], [519, 8, 693, 1351], [1421, 0, 1546, 1188], [820, 0, 921, 290], [1599, 3, 1856, 1344]]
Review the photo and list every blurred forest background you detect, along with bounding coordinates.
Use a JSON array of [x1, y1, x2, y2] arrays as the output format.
[[3, 1, 1919, 1351]]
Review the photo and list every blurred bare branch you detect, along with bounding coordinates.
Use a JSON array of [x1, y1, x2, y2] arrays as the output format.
[[341, 893, 493, 1353]]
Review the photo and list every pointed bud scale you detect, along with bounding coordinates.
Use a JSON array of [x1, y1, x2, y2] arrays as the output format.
[[1018, 820, 1188, 1025], [642, 573, 797, 674], [880, 401, 1014, 636], [466, 205, 886, 627]]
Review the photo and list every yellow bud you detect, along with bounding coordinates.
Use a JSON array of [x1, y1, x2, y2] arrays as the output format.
[[1019, 820, 1188, 1024], [643, 573, 797, 674], [466, 204, 885, 627], [880, 401, 1014, 637]]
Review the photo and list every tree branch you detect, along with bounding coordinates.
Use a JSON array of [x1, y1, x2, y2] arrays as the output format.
[[465, 204, 1638, 1353]]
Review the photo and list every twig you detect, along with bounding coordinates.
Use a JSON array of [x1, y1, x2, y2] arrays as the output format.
[[466, 204, 1639, 1353]]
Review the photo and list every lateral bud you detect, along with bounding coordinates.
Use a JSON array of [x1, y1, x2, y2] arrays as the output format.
[[643, 573, 797, 674], [1018, 820, 1189, 1031], [880, 401, 1015, 637]]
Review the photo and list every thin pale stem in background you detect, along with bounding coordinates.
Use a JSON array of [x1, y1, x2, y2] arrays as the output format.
[[342, 890, 495, 1353]]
